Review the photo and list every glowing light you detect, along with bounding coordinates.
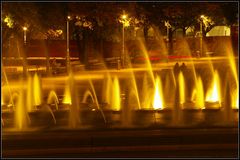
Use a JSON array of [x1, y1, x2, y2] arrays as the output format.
[[122, 14, 127, 19], [56, 30, 63, 35], [179, 71, 185, 105], [200, 15, 214, 28], [23, 26, 27, 31], [67, 16, 71, 20], [4, 16, 14, 28], [119, 13, 131, 27], [206, 70, 221, 104], [153, 76, 164, 110]]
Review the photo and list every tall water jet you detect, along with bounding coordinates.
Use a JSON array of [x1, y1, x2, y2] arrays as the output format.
[[153, 76, 164, 110], [205, 70, 221, 108], [137, 38, 155, 85], [232, 89, 239, 109], [68, 72, 80, 128], [102, 74, 112, 106], [27, 75, 33, 111], [88, 77, 106, 123], [15, 79, 30, 130], [223, 80, 234, 125], [62, 83, 71, 105], [111, 76, 121, 111], [194, 76, 205, 109], [172, 76, 182, 126], [164, 71, 175, 106], [141, 73, 153, 109], [127, 69, 141, 110], [179, 71, 185, 106], [2, 66, 14, 107], [2, 90, 6, 106], [26, 73, 42, 111], [33, 72, 42, 106], [225, 39, 238, 109], [47, 90, 59, 110]]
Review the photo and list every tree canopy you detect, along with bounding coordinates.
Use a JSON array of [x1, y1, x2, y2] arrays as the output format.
[[2, 2, 238, 42]]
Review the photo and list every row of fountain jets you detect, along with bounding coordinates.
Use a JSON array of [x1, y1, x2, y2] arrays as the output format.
[[1, 64, 238, 129]]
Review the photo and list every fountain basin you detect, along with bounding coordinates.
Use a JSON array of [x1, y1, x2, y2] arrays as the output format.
[[132, 109, 172, 126], [233, 109, 239, 123], [205, 101, 221, 109], [181, 109, 203, 125], [202, 108, 223, 126], [182, 101, 201, 109], [2, 107, 238, 129]]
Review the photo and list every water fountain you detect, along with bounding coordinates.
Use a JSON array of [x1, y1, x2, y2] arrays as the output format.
[[1, 26, 238, 132]]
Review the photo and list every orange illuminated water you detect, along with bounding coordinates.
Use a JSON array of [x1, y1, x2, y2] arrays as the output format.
[[191, 76, 205, 109], [15, 79, 29, 130], [232, 89, 239, 109], [225, 44, 238, 109], [111, 76, 121, 111], [153, 76, 164, 110], [47, 90, 59, 110], [27, 75, 33, 111], [63, 83, 71, 104], [1, 91, 5, 105], [205, 70, 221, 106], [179, 71, 185, 105], [33, 73, 42, 106]]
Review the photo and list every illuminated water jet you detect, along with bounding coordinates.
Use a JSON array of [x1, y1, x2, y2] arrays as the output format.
[[191, 76, 205, 109], [82, 90, 95, 103], [205, 70, 221, 108], [33, 73, 42, 106], [153, 76, 164, 110], [179, 71, 185, 106], [47, 90, 59, 110], [15, 79, 30, 130], [111, 76, 121, 111], [62, 83, 71, 105]]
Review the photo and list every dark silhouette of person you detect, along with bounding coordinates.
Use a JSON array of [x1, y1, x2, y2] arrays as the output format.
[[180, 63, 187, 73], [173, 62, 180, 76]]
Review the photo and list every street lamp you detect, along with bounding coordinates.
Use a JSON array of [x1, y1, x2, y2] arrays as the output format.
[[66, 16, 71, 73], [22, 26, 28, 75], [119, 11, 130, 68], [164, 21, 172, 54], [23, 26, 27, 45], [199, 15, 204, 57]]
